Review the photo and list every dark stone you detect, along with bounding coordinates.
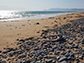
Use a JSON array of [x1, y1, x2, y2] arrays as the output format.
[[2, 54, 7, 58], [48, 55, 56, 59], [17, 59, 22, 63], [22, 61, 26, 63], [58, 56, 67, 62], [9, 61, 15, 63], [9, 52, 13, 57], [65, 53, 70, 57], [38, 55, 43, 59], [18, 55, 26, 59], [34, 47, 39, 50], [37, 31, 40, 33], [19, 39, 25, 42], [61, 51, 66, 55], [17, 50, 23, 54], [36, 22, 40, 25], [54, 51, 60, 55], [46, 59, 53, 63], [68, 42, 73, 45], [52, 60, 56, 63], [1, 60, 6, 63], [3, 50, 10, 54], [0, 51, 2, 53], [73, 44, 78, 48], [25, 59, 31, 63]]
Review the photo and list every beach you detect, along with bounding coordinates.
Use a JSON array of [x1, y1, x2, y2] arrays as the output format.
[[0, 12, 84, 63]]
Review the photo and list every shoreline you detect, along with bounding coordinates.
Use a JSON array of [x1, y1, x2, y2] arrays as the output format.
[[0, 12, 84, 50], [0, 12, 75, 21], [0, 12, 84, 63]]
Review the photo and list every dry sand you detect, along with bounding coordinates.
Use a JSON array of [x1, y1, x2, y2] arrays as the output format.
[[0, 12, 84, 51]]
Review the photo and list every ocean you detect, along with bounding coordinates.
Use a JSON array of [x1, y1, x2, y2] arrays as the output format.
[[0, 10, 77, 21]]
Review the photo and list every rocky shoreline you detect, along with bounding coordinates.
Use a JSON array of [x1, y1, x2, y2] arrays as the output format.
[[0, 12, 84, 63]]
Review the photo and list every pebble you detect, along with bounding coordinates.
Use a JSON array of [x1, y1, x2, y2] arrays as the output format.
[[46, 59, 53, 63], [58, 56, 67, 62]]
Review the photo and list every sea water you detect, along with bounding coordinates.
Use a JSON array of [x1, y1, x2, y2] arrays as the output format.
[[0, 10, 77, 21]]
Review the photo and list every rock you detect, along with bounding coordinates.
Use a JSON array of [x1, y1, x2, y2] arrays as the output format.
[[61, 61, 67, 63], [3, 50, 10, 54], [18, 55, 26, 59], [25, 59, 31, 63], [74, 44, 78, 48], [48, 55, 56, 59], [58, 56, 67, 62], [0, 50, 2, 53], [38, 55, 43, 59], [36, 60, 41, 63], [61, 51, 66, 55], [0, 60, 6, 63], [9, 61, 15, 63], [2, 54, 7, 58], [23, 61, 26, 63], [65, 53, 70, 57], [36, 22, 40, 25], [46, 59, 53, 63], [17, 59, 22, 63], [34, 47, 39, 50], [54, 51, 60, 55], [17, 50, 23, 54], [81, 52, 84, 56], [32, 58, 37, 63], [52, 60, 56, 63], [9, 52, 14, 57], [37, 31, 40, 33], [57, 56, 60, 60], [80, 61, 84, 63]]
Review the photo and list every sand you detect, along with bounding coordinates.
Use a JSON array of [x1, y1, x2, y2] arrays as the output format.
[[0, 12, 84, 51]]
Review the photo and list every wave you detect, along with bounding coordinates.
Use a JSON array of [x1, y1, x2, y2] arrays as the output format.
[[0, 11, 77, 21]]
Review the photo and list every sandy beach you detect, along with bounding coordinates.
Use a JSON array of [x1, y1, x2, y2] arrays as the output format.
[[0, 12, 84, 50], [0, 12, 84, 63]]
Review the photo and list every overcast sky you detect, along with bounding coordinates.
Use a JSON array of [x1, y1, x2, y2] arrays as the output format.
[[0, 0, 84, 11]]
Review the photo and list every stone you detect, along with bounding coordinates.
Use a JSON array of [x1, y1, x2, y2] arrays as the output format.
[[57, 56, 60, 60], [18, 55, 26, 59], [38, 55, 43, 59], [46, 59, 53, 63], [9, 52, 14, 57], [3, 50, 10, 54], [25, 59, 31, 63], [0, 60, 6, 63], [34, 47, 39, 50], [52, 60, 56, 63], [54, 51, 60, 55], [2, 54, 7, 58], [0, 50, 2, 53], [36, 22, 40, 25], [58, 56, 67, 62], [61, 51, 66, 55], [36, 60, 41, 63], [17, 59, 22, 63], [48, 55, 56, 59], [61, 61, 67, 63]]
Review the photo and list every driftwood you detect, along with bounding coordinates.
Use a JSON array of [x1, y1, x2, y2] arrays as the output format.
[[45, 33, 62, 38], [44, 33, 63, 42]]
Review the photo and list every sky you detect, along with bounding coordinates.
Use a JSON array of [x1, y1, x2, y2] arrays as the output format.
[[0, 0, 84, 11]]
